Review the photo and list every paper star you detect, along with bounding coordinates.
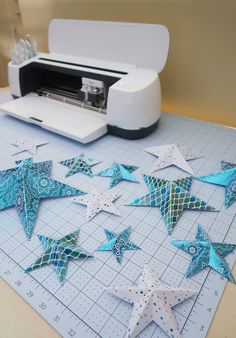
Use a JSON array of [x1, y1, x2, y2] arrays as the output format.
[[196, 161, 236, 208], [26, 230, 93, 283], [171, 225, 236, 283], [0, 158, 85, 239], [107, 264, 196, 338], [11, 137, 48, 155], [144, 144, 202, 175], [127, 175, 216, 235], [97, 162, 139, 188], [97, 226, 140, 263], [59, 154, 101, 178], [73, 187, 121, 220]]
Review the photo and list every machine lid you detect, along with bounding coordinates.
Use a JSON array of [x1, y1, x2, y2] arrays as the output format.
[[48, 19, 169, 73]]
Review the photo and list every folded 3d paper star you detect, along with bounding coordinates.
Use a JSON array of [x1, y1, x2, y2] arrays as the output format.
[[59, 154, 101, 177], [11, 137, 48, 155], [97, 162, 139, 188], [0, 158, 85, 239], [26, 230, 93, 283], [144, 144, 202, 175], [73, 187, 121, 220], [171, 225, 236, 283], [107, 264, 196, 338], [97, 226, 140, 263], [127, 175, 216, 235], [196, 161, 236, 208]]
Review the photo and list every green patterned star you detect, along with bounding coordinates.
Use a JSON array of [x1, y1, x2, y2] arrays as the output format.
[[59, 154, 101, 178], [26, 230, 93, 283], [127, 175, 217, 235]]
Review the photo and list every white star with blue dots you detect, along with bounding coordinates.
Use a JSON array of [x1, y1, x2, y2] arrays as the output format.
[[107, 264, 196, 338]]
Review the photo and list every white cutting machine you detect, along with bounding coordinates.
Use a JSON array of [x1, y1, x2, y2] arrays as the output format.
[[1, 19, 169, 143]]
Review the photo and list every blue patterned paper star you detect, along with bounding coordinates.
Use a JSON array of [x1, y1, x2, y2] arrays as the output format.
[[26, 230, 93, 283], [0, 158, 85, 239], [59, 153, 101, 178], [127, 175, 216, 235], [97, 163, 139, 188], [196, 161, 236, 208], [171, 225, 236, 283], [97, 226, 140, 263]]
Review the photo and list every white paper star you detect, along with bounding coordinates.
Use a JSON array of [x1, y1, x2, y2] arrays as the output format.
[[144, 144, 202, 175], [73, 187, 121, 220], [11, 137, 48, 155], [107, 264, 196, 338]]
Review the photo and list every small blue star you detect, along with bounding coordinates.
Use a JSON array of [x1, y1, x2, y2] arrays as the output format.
[[196, 161, 236, 208], [97, 163, 139, 188], [171, 225, 236, 283], [97, 226, 140, 263]]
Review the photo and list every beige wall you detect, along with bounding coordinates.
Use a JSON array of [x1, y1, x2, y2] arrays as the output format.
[[0, 0, 24, 85], [0, 0, 235, 127]]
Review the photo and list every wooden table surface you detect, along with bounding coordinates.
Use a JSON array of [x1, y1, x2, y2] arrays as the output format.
[[0, 264, 235, 338]]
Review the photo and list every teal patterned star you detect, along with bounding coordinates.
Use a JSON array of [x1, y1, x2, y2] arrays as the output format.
[[59, 153, 101, 177], [97, 226, 140, 263], [0, 158, 85, 239], [26, 230, 93, 284], [196, 161, 236, 208], [127, 175, 216, 235], [97, 162, 139, 188], [171, 225, 236, 283]]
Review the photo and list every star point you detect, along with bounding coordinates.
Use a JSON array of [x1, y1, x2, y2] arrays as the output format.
[[97, 226, 140, 263], [0, 158, 85, 239], [144, 144, 202, 175], [25, 230, 93, 284], [171, 225, 236, 283], [73, 187, 121, 220], [107, 264, 196, 338], [11, 137, 48, 155], [97, 162, 139, 188], [196, 161, 236, 208]]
